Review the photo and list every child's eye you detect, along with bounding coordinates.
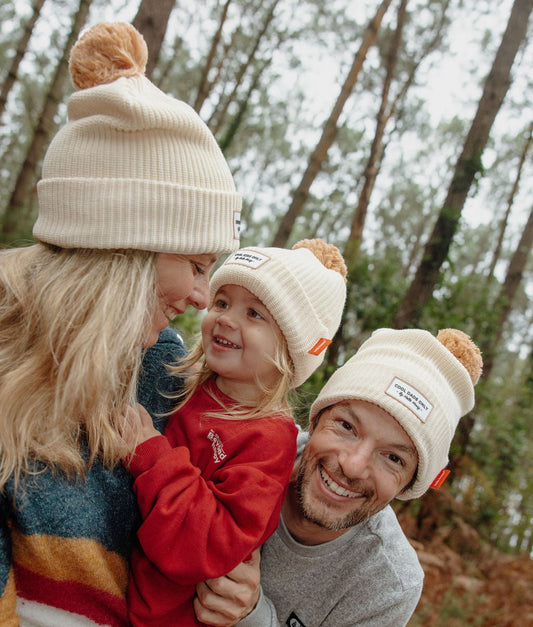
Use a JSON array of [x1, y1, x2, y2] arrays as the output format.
[[193, 263, 206, 275], [214, 298, 228, 309], [248, 308, 264, 320]]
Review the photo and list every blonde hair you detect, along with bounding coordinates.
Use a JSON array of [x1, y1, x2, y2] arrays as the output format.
[[0, 243, 157, 490], [169, 326, 295, 421]]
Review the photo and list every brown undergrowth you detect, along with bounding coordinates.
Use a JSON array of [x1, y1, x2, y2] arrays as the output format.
[[395, 491, 533, 626]]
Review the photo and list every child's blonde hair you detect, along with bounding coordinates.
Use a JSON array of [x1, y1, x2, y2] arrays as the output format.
[[0, 243, 157, 490]]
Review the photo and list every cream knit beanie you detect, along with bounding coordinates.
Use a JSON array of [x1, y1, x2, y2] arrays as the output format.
[[309, 328, 483, 499], [209, 239, 347, 388], [33, 22, 241, 254]]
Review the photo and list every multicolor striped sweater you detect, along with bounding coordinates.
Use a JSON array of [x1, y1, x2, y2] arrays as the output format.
[[0, 327, 186, 626]]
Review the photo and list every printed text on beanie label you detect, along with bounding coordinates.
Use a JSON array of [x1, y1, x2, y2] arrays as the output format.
[[385, 377, 433, 423], [226, 250, 271, 269]]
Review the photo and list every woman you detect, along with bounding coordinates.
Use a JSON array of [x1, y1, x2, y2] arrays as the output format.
[[0, 22, 241, 626]]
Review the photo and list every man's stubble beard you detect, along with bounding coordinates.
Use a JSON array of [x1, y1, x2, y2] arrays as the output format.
[[295, 456, 380, 531]]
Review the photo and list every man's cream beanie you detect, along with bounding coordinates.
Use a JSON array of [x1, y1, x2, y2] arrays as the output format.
[[209, 239, 347, 388], [33, 22, 241, 254], [309, 328, 483, 499]]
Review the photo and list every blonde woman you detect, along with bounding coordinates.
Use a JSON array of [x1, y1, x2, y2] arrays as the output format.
[[0, 22, 241, 627]]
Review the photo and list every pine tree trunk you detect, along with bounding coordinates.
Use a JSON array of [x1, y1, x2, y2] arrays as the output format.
[[482, 204, 533, 379], [194, 0, 232, 113], [132, 0, 175, 79], [0, 0, 45, 121], [343, 0, 407, 271], [218, 61, 267, 153], [455, 206, 533, 456], [270, 0, 393, 248], [211, 0, 280, 137], [486, 122, 532, 282], [392, 0, 533, 328], [1, 0, 93, 241]]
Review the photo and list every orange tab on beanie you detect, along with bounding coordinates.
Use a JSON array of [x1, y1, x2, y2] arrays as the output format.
[[308, 338, 332, 356], [430, 469, 451, 489]]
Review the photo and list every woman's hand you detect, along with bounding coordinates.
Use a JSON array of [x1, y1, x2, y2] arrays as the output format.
[[194, 549, 261, 626]]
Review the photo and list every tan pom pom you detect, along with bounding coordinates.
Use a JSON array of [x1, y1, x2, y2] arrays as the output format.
[[437, 329, 483, 385], [292, 239, 347, 282], [69, 22, 148, 90]]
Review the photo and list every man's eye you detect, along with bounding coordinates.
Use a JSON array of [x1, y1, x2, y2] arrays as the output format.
[[194, 263, 206, 275], [339, 420, 353, 432], [388, 453, 404, 467]]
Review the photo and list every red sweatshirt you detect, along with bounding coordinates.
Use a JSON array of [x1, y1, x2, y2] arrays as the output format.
[[127, 378, 298, 626]]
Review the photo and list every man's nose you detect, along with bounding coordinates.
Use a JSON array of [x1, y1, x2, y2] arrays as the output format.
[[337, 442, 373, 481]]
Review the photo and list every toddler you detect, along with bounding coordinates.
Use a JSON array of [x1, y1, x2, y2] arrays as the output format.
[[126, 239, 347, 626]]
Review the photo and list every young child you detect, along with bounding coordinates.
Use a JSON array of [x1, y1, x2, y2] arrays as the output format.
[[125, 239, 347, 626]]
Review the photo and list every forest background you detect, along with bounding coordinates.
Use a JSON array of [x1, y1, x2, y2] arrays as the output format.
[[0, 0, 532, 623]]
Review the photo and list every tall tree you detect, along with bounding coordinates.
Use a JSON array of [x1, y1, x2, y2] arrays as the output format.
[[270, 0, 393, 248], [486, 122, 532, 282], [482, 204, 533, 379], [392, 0, 532, 328], [210, 0, 280, 139], [1, 0, 93, 240], [193, 0, 232, 113], [218, 57, 270, 153], [0, 0, 46, 121], [132, 0, 175, 79], [343, 0, 408, 269], [453, 204, 533, 457], [343, 0, 451, 271], [325, 0, 407, 370], [327, 0, 452, 368]]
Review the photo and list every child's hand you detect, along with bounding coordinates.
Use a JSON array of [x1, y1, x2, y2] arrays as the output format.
[[123, 403, 160, 451]]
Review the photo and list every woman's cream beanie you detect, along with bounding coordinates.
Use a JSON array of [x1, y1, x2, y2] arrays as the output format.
[[33, 22, 241, 254], [209, 239, 347, 388], [309, 328, 483, 499]]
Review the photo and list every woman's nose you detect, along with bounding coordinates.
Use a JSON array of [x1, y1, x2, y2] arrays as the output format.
[[188, 276, 210, 310]]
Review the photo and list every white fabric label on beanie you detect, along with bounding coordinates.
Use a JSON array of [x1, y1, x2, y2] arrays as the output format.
[[227, 250, 271, 269], [385, 377, 433, 423]]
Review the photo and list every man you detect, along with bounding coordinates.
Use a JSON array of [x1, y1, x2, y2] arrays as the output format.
[[189, 327, 483, 626]]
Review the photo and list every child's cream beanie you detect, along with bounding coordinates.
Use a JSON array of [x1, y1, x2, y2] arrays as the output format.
[[209, 239, 347, 388], [33, 22, 241, 254], [309, 328, 483, 499]]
